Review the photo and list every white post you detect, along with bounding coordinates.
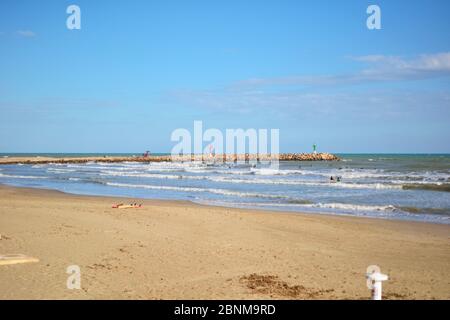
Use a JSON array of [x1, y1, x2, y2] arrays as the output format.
[[366, 271, 388, 300]]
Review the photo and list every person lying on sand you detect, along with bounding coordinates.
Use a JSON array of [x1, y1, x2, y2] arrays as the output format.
[[112, 203, 142, 209]]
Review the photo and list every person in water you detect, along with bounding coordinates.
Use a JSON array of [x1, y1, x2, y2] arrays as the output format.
[[330, 176, 341, 182]]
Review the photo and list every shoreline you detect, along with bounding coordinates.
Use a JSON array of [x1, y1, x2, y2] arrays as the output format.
[[2, 182, 444, 226], [2, 183, 447, 226], [0, 153, 339, 165], [0, 184, 449, 299]]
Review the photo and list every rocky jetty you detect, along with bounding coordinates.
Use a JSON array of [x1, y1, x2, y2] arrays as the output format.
[[0, 153, 339, 165]]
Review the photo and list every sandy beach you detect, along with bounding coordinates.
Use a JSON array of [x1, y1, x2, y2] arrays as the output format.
[[0, 184, 448, 300]]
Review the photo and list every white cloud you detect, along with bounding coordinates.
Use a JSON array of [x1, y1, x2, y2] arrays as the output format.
[[165, 52, 450, 124], [235, 53, 450, 88], [354, 53, 450, 72], [353, 53, 450, 81], [16, 30, 36, 37]]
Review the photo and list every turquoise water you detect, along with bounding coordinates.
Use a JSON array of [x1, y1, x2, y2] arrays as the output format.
[[1, 154, 449, 224]]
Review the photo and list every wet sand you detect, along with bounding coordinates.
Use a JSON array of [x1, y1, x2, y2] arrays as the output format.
[[0, 185, 448, 299]]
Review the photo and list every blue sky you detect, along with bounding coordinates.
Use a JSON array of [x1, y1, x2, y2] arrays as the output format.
[[0, 0, 449, 153]]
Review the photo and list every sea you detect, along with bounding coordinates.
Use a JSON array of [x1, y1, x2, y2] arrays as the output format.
[[0, 153, 449, 224]]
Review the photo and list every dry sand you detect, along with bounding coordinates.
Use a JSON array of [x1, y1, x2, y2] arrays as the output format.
[[0, 185, 448, 300]]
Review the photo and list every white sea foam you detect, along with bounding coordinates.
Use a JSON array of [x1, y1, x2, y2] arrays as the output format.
[[332, 182, 401, 190], [66, 164, 140, 171], [209, 176, 401, 189], [100, 171, 205, 180], [215, 201, 398, 213], [47, 168, 78, 173], [97, 169, 402, 190], [0, 173, 47, 179], [307, 203, 397, 212], [299, 169, 389, 179], [298, 168, 450, 182], [250, 168, 305, 175], [106, 182, 290, 199], [196, 200, 397, 212]]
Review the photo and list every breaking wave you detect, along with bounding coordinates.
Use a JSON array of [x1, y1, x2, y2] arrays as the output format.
[[105, 182, 302, 201], [0, 173, 47, 179], [402, 183, 450, 193]]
